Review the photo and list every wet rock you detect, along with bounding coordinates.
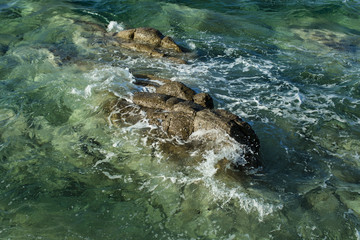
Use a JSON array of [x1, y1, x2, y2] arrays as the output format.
[[104, 97, 143, 125], [115, 29, 136, 40], [133, 92, 171, 110], [161, 36, 182, 52], [193, 108, 260, 165], [166, 57, 187, 64], [133, 27, 164, 46], [107, 78, 261, 170], [132, 73, 172, 84], [114, 27, 186, 63], [121, 42, 165, 58], [172, 101, 204, 115], [193, 93, 214, 109], [134, 79, 160, 88], [162, 112, 195, 139], [156, 82, 196, 101]]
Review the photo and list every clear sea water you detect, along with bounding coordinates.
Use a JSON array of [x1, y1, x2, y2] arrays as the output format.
[[0, 0, 360, 239]]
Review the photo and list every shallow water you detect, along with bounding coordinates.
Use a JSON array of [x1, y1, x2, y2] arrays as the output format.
[[0, 0, 360, 239]]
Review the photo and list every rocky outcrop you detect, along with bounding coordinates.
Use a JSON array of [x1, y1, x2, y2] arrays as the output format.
[[106, 75, 261, 170], [113, 27, 187, 64]]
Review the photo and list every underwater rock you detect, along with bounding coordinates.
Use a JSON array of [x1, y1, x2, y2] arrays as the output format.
[[302, 187, 340, 213], [105, 75, 261, 170], [0, 43, 8, 56], [114, 27, 186, 63], [337, 190, 360, 216], [291, 27, 358, 52]]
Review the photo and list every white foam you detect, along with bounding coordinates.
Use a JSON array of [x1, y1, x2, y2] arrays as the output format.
[[84, 84, 96, 98], [81, 10, 109, 22], [224, 48, 236, 56], [186, 40, 197, 50], [107, 21, 125, 32], [191, 129, 247, 170], [94, 152, 116, 167], [204, 178, 282, 221], [102, 171, 122, 180]]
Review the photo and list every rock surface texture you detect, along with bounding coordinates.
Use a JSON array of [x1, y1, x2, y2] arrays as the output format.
[[113, 27, 186, 64], [107, 75, 261, 170]]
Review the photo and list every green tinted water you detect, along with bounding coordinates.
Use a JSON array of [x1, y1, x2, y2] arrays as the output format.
[[1, 0, 360, 239]]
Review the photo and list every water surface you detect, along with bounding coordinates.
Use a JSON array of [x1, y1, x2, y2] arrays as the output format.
[[1, 0, 360, 239]]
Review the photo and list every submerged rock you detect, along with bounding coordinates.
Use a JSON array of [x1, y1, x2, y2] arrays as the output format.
[[291, 27, 358, 52], [105, 75, 261, 171]]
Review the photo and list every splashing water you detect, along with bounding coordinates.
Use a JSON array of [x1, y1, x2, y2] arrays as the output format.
[[0, 0, 360, 239]]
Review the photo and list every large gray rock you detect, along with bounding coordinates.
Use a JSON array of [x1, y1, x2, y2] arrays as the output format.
[[107, 77, 261, 170]]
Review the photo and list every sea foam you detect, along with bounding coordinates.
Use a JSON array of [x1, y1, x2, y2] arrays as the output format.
[[107, 21, 125, 32]]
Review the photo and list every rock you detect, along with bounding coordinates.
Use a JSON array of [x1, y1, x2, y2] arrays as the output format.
[[132, 73, 172, 84], [161, 36, 182, 52], [107, 78, 261, 170], [172, 101, 204, 115], [134, 79, 161, 88], [115, 29, 136, 40], [106, 98, 143, 125], [114, 27, 186, 63], [133, 27, 164, 46], [166, 57, 187, 64], [120, 42, 165, 58], [166, 97, 184, 108], [162, 112, 194, 139], [133, 92, 171, 110], [156, 82, 196, 101], [193, 93, 214, 109], [214, 109, 259, 146]]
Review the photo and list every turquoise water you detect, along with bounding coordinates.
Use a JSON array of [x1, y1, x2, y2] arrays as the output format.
[[0, 0, 360, 239]]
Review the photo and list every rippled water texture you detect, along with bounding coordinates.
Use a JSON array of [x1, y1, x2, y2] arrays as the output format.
[[1, 0, 360, 239]]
